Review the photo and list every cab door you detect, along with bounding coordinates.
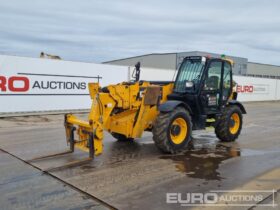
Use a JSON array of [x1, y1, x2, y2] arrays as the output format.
[[200, 59, 223, 114], [221, 61, 233, 105]]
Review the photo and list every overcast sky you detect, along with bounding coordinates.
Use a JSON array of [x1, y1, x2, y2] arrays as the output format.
[[0, 0, 279, 65]]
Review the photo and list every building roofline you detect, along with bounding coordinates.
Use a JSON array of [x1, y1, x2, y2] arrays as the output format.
[[189, 51, 247, 60], [102, 52, 177, 63], [103, 51, 247, 63], [104, 51, 280, 68], [248, 61, 280, 68]]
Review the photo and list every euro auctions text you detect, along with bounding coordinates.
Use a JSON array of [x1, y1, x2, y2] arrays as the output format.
[[166, 190, 277, 207], [0, 76, 86, 92]]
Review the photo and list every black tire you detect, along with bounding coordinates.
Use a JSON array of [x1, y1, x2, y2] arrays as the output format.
[[152, 107, 192, 154], [215, 105, 243, 142], [111, 132, 134, 141]]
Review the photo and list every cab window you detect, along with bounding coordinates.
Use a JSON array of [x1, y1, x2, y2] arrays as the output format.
[[222, 62, 232, 100], [204, 61, 222, 90]]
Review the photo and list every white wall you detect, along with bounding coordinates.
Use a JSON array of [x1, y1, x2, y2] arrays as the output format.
[[131, 66, 176, 81], [277, 80, 280, 100], [1, 55, 279, 115], [0, 55, 128, 113]]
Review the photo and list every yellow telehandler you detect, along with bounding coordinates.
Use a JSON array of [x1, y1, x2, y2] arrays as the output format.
[[30, 56, 246, 169]]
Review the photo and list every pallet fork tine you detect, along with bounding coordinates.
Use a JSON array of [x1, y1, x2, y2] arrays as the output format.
[[27, 128, 95, 172], [27, 126, 76, 162]]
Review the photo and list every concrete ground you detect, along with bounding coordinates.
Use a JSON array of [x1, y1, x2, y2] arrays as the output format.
[[0, 101, 280, 210]]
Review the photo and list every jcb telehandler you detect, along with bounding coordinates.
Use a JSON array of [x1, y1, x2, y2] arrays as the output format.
[[29, 55, 245, 169], [53, 55, 245, 162]]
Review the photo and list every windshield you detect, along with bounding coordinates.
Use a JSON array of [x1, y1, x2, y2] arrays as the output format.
[[174, 58, 205, 92]]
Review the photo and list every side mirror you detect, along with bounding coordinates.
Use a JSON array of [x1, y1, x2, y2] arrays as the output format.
[[185, 81, 194, 89]]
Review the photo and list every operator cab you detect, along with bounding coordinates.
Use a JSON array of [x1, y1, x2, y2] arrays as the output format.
[[168, 56, 234, 129], [157, 55, 245, 152]]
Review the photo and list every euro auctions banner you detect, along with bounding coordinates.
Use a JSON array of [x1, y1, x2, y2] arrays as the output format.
[[0, 55, 128, 113], [233, 76, 279, 102], [0, 73, 96, 95]]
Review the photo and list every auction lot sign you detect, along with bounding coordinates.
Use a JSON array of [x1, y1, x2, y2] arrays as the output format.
[[0, 55, 128, 114]]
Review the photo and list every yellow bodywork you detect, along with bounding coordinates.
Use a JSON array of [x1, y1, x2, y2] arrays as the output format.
[[65, 82, 174, 156]]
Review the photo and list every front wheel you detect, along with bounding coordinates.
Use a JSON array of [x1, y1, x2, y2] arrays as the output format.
[[152, 107, 192, 153], [215, 105, 243, 142]]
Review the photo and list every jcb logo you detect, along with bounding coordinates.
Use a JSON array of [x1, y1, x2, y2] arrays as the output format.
[[237, 85, 253, 93], [0, 76, 30, 92]]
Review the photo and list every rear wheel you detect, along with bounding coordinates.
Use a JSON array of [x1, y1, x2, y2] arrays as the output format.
[[111, 132, 134, 141], [215, 105, 243, 142], [152, 107, 192, 153]]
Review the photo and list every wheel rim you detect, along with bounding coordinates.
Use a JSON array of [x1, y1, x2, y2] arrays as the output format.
[[229, 113, 240, 134], [170, 117, 188, 144]]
